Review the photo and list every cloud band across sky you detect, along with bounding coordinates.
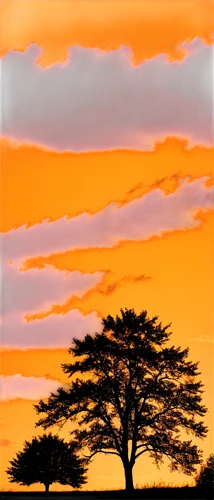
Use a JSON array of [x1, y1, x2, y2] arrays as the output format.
[[2, 176, 214, 265], [1, 39, 213, 152], [1, 309, 102, 349], [0, 374, 62, 401], [1, 264, 103, 318]]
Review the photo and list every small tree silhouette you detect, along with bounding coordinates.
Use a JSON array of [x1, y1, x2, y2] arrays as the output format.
[[196, 454, 214, 489], [35, 309, 207, 494], [6, 433, 88, 492]]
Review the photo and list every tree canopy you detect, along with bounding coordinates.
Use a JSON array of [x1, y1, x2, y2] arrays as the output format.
[[35, 309, 207, 493], [196, 454, 214, 488], [6, 433, 88, 492]]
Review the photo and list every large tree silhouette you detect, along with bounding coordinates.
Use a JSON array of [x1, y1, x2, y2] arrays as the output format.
[[35, 309, 207, 494], [6, 433, 87, 492]]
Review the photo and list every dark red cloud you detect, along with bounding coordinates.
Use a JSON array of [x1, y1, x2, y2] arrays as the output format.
[[1, 374, 61, 399], [101, 274, 152, 295], [1, 309, 101, 347], [0, 439, 13, 446], [0, 263, 105, 316], [1, 177, 213, 260], [1, 40, 213, 152]]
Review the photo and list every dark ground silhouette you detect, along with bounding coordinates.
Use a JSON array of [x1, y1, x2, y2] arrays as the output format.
[[1, 486, 213, 500]]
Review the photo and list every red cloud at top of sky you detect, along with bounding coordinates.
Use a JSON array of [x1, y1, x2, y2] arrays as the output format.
[[2, 176, 213, 265], [1, 40, 213, 152], [1, 264, 103, 318]]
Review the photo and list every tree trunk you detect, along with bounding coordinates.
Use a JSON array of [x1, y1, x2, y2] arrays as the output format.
[[124, 464, 134, 494], [44, 483, 50, 493]]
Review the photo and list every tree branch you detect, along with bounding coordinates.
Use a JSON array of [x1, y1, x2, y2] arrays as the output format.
[[135, 446, 152, 459], [83, 449, 121, 460]]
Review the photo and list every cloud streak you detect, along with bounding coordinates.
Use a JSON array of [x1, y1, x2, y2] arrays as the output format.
[[1, 39, 213, 152], [98, 274, 152, 297], [1, 309, 102, 349], [0, 374, 61, 401], [189, 336, 214, 344], [2, 177, 213, 265], [1, 263, 103, 318]]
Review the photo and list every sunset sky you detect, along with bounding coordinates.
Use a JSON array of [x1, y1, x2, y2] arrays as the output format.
[[0, 0, 214, 491]]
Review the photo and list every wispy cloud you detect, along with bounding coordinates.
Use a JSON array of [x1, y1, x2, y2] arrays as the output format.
[[189, 336, 214, 344]]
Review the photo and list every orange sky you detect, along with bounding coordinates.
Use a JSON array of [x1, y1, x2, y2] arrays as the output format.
[[0, 0, 213, 493]]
